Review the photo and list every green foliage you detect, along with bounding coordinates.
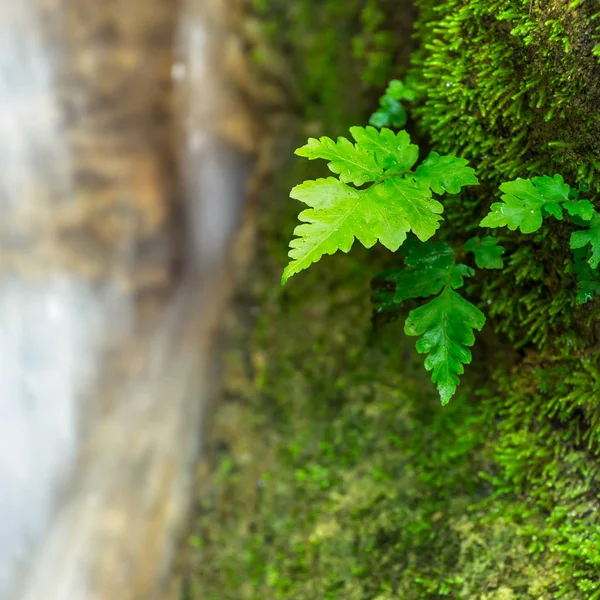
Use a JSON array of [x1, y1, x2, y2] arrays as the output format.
[[249, 0, 411, 132], [283, 126, 478, 283], [570, 213, 600, 269], [369, 79, 416, 129], [481, 174, 600, 304], [239, 1, 600, 595], [375, 242, 484, 404], [568, 247, 600, 305], [480, 174, 573, 233], [284, 127, 481, 403], [464, 236, 505, 269], [408, 0, 600, 357], [406, 288, 484, 405], [563, 199, 596, 221], [191, 196, 600, 599], [409, 0, 600, 190]]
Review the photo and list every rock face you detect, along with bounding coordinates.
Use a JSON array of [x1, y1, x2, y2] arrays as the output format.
[[0, 0, 179, 292], [0, 0, 264, 599]]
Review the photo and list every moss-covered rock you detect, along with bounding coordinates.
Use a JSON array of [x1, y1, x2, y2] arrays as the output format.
[[188, 181, 592, 598], [408, 3, 600, 597], [187, 1, 600, 598], [411, 0, 600, 189]]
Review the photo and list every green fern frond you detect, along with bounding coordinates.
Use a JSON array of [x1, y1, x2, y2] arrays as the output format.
[[464, 236, 505, 269], [570, 214, 600, 270], [406, 287, 485, 405], [375, 241, 485, 404], [480, 174, 574, 233], [283, 127, 478, 283]]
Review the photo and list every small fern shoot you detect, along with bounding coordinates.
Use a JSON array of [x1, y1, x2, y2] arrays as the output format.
[[481, 173, 600, 304], [369, 79, 416, 129]]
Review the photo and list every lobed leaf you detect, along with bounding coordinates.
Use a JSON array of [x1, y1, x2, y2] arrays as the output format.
[[464, 236, 505, 269], [388, 242, 473, 303], [368, 79, 415, 130], [295, 135, 382, 186], [480, 174, 573, 234], [369, 100, 407, 130], [405, 288, 485, 405], [414, 152, 479, 195], [386, 79, 417, 102], [285, 128, 479, 283], [376, 177, 444, 241], [570, 215, 600, 269], [349, 126, 418, 172], [563, 200, 596, 222], [283, 178, 411, 283], [568, 247, 600, 305]]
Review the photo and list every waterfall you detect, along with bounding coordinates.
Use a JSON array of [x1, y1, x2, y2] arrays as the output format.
[[0, 0, 250, 598]]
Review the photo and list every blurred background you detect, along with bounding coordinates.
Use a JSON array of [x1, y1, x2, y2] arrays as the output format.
[[6, 1, 595, 599], [0, 0, 269, 598]]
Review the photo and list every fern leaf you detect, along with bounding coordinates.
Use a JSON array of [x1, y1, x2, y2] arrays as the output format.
[[386, 80, 417, 102], [414, 152, 479, 195], [295, 135, 382, 186], [369, 99, 407, 130], [570, 214, 600, 269], [464, 236, 505, 269], [283, 178, 410, 283], [374, 241, 484, 404], [480, 174, 572, 233], [405, 288, 485, 405], [386, 242, 470, 302], [284, 128, 479, 283], [563, 200, 596, 222], [349, 126, 418, 171], [376, 177, 444, 241], [368, 79, 415, 129], [569, 248, 600, 305]]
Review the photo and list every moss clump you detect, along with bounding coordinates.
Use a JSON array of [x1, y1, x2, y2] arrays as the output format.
[[410, 0, 600, 189], [407, 0, 600, 345], [406, 3, 600, 596]]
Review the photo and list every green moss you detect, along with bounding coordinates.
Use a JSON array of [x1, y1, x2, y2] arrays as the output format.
[[408, 0, 600, 349], [410, 0, 600, 189], [186, 1, 600, 598], [186, 177, 599, 598], [404, 2, 600, 595]]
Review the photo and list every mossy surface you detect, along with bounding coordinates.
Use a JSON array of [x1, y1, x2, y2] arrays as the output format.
[[409, 0, 600, 346], [187, 1, 600, 598], [407, 4, 600, 597], [411, 0, 600, 189], [187, 177, 598, 599]]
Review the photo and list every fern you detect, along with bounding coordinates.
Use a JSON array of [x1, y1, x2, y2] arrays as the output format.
[[480, 174, 573, 233], [464, 236, 505, 269], [481, 174, 600, 304], [283, 126, 481, 403], [375, 241, 485, 404], [568, 247, 600, 305], [570, 213, 600, 270], [480, 174, 596, 235], [369, 79, 416, 129], [283, 126, 478, 283]]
